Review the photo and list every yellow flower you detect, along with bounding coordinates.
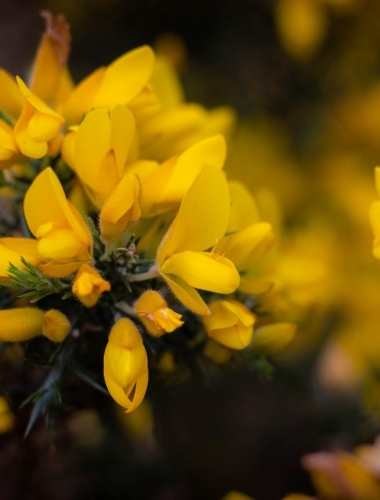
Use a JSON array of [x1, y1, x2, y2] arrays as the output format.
[[24, 167, 93, 277], [302, 451, 380, 500], [134, 290, 184, 337], [72, 264, 111, 307], [62, 106, 141, 242], [0, 307, 70, 343], [0, 396, 14, 434], [156, 165, 240, 316], [104, 318, 148, 413], [203, 300, 255, 350]]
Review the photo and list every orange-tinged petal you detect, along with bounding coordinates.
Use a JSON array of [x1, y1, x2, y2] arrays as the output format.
[[29, 12, 71, 104], [160, 272, 210, 316], [72, 264, 110, 307], [92, 46, 155, 107], [157, 164, 230, 262], [160, 250, 240, 294]]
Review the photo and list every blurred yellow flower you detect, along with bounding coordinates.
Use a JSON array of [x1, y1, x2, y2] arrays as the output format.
[[0, 396, 15, 434], [203, 300, 256, 350]]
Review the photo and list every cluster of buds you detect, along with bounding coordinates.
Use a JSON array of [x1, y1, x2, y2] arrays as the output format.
[[0, 13, 295, 419]]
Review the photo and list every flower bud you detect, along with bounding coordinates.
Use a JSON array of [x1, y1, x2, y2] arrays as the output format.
[[104, 318, 148, 413], [134, 290, 184, 337], [72, 264, 111, 307], [203, 300, 255, 350], [0, 307, 70, 343]]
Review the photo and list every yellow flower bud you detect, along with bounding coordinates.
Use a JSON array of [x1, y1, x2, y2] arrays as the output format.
[[72, 264, 111, 307], [203, 300, 255, 350], [0, 396, 14, 434], [0, 307, 70, 343], [251, 323, 296, 356], [134, 290, 184, 337], [222, 492, 255, 500], [104, 318, 148, 413]]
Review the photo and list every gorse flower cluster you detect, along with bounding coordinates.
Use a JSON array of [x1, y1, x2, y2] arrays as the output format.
[[0, 13, 294, 427]]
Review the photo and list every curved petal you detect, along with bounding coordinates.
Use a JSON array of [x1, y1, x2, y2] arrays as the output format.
[[160, 272, 210, 316], [0, 69, 23, 121], [161, 251, 240, 294], [24, 167, 91, 247], [157, 165, 230, 262], [227, 180, 260, 232], [0, 238, 41, 278], [74, 108, 111, 191], [104, 342, 147, 388], [92, 46, 155, 107], [60, 67, 105, 125], [156, 135, 226, 206], [223, 222, 274, 270], [104, 366, 148, 412]]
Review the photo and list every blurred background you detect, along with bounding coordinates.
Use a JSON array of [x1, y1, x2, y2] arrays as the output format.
[[2, 0, 380, 499]]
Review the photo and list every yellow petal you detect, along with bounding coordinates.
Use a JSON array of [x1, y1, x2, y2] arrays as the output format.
[[155, 135, 226, 206], [223, 222, 274, 271], [37, 228, 89, 260], [0, 238, 41, 278], [104, 366, 148, 412], [157, 164, 230, 262], [227, 181, 260, 232], [369, 200, 380, 259], [0, 69, 23, 121], [0, 120, 17, 161], [16, 77, 64, 121], [24, 167, 91, 248], [251, 323, 296, 355], [61, 67, 106, 125], [27, 111, 62, 141], [0, 307, 45, 342], [100, 174, 141, 224], [110, 105, 136, 178], [92, 46, 155, 107], [160, 272, 210, 316], [29, 12, 71, 104], [74, 108, 111, 193], [38, 260, 85, 278], [160, 251, 240, 294], [375, 166, 380, 198], [104, 341, 147, 389]]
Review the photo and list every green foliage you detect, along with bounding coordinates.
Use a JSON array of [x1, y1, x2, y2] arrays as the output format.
[[0, 257, 69, 302]]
